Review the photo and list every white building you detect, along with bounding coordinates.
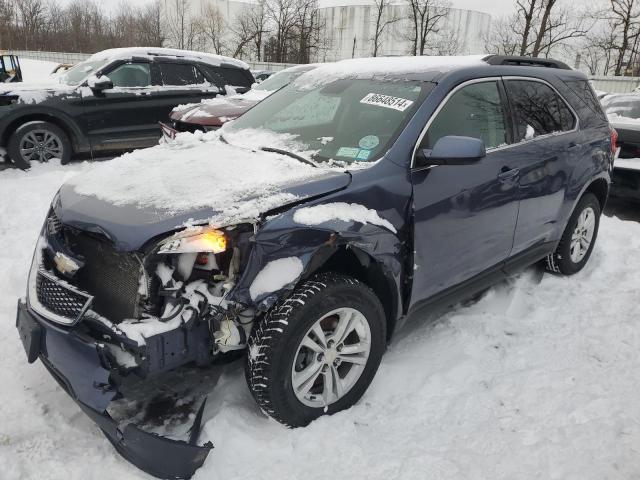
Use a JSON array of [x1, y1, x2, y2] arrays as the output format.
[[314, 1, 492, 61]]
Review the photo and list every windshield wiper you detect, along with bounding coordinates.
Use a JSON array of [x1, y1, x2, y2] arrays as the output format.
[[260, 146, 318, 167]]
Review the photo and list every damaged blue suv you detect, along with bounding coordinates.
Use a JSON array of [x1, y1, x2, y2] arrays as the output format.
[[16, 55, 613, 479]]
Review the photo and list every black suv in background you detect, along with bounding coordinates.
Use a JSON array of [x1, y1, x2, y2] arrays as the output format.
[[0, 47, 254, 169]]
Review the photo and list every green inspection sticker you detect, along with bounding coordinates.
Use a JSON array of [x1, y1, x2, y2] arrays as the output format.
[[356, 149, 371, 160]]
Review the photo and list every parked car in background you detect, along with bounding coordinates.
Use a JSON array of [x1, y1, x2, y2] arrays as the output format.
[[601, 94, 640, 200], [252, 70, 274, 82], [0, 53, 22, 83], [16, 54, 612, 479], [161, 63, 320, 139], [0, 47, 254, 169]]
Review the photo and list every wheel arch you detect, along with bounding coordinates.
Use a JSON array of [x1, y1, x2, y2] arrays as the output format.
[[583, 177, 609, 211], [1, 112, 86, 153], [307, 246, 401, 342]]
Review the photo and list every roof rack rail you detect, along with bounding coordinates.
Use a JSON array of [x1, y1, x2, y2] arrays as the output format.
[[483, 55, 571, 70]]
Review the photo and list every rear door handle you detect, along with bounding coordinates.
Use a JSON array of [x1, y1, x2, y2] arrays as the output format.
[[498, 167, 520, 181]]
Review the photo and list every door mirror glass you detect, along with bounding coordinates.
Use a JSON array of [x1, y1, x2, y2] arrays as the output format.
[[416, 135, 486, 167], [88, 75, 114, 92]]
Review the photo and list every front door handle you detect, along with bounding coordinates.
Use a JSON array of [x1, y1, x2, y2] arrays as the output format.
[[498, 167, 520, 181]]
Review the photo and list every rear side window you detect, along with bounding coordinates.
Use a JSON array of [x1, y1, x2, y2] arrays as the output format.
[[160, 63, 205, 86], [564, 79, 607, 122], [219, 67, 253, 88], [505, 80, 576, 142], [423, 81, 508, 150]]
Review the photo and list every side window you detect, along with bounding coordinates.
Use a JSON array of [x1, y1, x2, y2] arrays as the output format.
[[108, 63, 151, 88], [160, 63, 204, 86], [199, 65, 226, 88], [219, 67, 252, 88], [505, 80, 576, 142], [423, 81, 508, 150]]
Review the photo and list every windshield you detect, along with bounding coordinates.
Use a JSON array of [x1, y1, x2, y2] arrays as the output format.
[[61, 59, 110, 86], [225, 79, 432, 165], [255, 69, 310, 92]]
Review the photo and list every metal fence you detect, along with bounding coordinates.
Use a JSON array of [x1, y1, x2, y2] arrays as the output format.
[[9, 50, 91, 65], [589, 76, 640, 94]]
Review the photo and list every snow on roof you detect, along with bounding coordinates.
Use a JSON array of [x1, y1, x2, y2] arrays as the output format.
[[292, 55, 487, 90], [88, 47, 249, 70]]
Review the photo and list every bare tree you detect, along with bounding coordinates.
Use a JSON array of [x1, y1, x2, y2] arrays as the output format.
[[371, 0, 399, 57], [265, 0, 298, 62], [405, 0, 450, 56], [610, 0, 640, 75], [199, 2, 227, 54], [137, 0, 164, 47]]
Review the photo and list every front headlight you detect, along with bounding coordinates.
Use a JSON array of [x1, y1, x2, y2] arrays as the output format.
[[158, 226, 227, 254]]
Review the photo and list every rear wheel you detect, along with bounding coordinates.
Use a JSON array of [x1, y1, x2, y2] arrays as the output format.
[[8, 121, 71, 169], [245, 272, 386, 427], [546, 193, 601, 275]]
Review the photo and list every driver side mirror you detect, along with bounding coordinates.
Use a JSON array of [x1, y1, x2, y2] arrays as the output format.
[[87, 75, 113, 93], [415, 135, 486, 167]]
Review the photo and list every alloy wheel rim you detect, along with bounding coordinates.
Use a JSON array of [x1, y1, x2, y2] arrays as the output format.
[[291, 307, 371, 408], [570, 206, 596, 263], [20, 129, 63, 163]]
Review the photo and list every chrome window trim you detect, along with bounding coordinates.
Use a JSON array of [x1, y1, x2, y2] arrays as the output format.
[[411, 75, 580, 169]]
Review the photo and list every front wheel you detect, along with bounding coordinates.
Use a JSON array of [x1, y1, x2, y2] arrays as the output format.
[[8, 121, 71, 169], [546, 193, 601, 275], [245, 272, 386, 427]]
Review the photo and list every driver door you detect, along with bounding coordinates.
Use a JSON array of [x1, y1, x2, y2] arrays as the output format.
[[409, 79, 520, 306], [80, 61, 162, 154]]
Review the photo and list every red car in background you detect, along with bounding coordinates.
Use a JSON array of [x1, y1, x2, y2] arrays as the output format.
[[161, 63, 319, 140]]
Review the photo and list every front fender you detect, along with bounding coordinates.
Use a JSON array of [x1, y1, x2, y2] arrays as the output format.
[[229, 215, 405, 321]]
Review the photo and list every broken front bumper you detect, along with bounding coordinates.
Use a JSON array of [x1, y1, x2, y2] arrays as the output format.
[[15, 300, 213, 479]]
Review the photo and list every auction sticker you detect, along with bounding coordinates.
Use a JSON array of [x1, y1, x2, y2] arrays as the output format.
[[360, 93, 414, 111]]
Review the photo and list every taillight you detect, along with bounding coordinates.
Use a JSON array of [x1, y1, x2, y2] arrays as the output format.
[[610, 126, 618, 155]]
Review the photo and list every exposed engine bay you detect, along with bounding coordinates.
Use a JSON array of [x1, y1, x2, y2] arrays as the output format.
[[33, 212, 260, 379]]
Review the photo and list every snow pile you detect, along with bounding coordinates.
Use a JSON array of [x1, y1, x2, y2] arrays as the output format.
[[67, 130, 329, 223], [19, 58, 58, 83], [614, 157, 640, 171], [294, 55, 486, 90], [249, 257, 304, 300], [1, 161, 640, 479], [293, 202, 397, 233]]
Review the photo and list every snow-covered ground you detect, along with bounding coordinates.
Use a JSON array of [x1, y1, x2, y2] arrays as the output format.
[[1, 160, 639, 479], [19, 58, 58, 83]]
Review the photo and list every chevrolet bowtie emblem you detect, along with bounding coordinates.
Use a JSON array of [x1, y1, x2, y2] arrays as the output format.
[[53, 252, 80, 276]]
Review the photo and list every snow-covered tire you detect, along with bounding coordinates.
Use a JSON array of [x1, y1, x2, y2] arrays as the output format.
[[245, 272, 386, 427], [8, 121, 72, 169], [546, 193, 601, 275]]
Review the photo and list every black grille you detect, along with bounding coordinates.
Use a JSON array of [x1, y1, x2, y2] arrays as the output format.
[[36, 270, 92, 323], [70, 233, 142, 323]]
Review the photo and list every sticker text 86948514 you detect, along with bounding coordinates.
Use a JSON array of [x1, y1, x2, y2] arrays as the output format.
[[360, 93, 414, 112]]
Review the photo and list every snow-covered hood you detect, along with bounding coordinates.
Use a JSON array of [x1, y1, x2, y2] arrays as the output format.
[[57, 131, 350, 251], [171, 89, 273, 125]]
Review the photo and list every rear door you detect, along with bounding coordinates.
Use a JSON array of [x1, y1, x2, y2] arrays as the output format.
[[149, 61, 219, 121], [502, 78, 579, 256], [410, 79, 521, 305], [80, 60, 162, 153]]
